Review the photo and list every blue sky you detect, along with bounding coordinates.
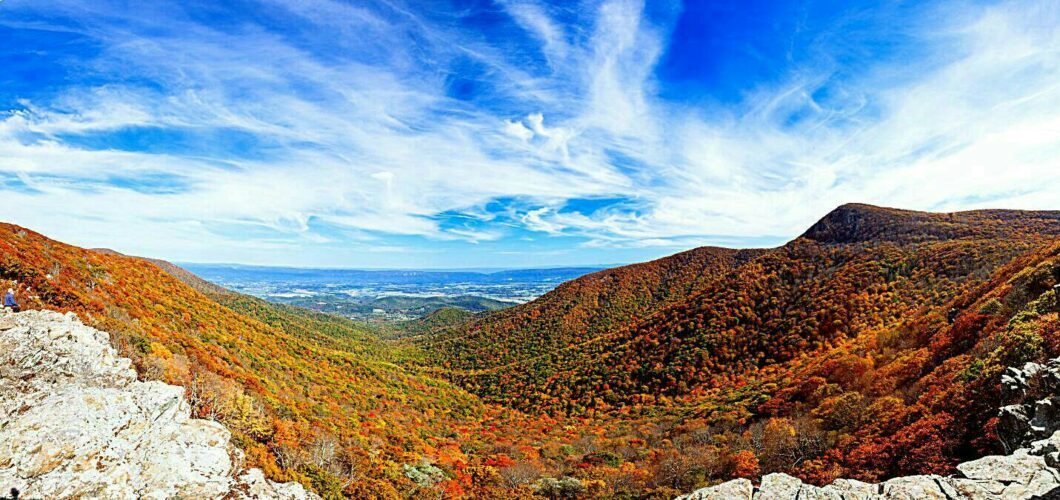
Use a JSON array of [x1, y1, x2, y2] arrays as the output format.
[[1, 0, 1059, 268]]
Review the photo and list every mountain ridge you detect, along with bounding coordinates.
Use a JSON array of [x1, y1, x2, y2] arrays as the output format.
[[0, 221, 562, 497], [3, 203, 1060, 497], [800, 203, 1060, 244], [418, 204, 1060, 399], [411, 203, 1060, 490]]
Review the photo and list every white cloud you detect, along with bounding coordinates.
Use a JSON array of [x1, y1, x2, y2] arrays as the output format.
[[503, 119, 534, 141], [583, 0, 661, 138], [0, 0, 1058, 265], [502, 0, 569, 66], [514, 0, 1060, 246]]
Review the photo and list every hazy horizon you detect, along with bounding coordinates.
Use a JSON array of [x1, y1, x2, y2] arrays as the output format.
[[180, 261, 612, 273]]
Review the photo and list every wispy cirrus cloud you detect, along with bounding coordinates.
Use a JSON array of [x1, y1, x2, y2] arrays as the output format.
[[0, 0, 1057, 267]]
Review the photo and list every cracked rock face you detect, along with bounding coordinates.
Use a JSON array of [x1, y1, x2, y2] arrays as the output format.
[[677, 358, 1060, 500], [1000, 360, 1060, 453], [0, 310, 317, 499]]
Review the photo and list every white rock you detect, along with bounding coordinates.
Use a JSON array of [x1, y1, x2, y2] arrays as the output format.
[[756, 473, 803, 500], [820, 477, 879, 499], [1003, 469, 1060, 498], [945, 478, 1007, 499], [678, 478, 753, 500], [0, 310, 317, 499], [957, 449, 1048, 484], [234, 469, 316, 500], [796, 483, 845, 500], [879, 476, 948, 499]]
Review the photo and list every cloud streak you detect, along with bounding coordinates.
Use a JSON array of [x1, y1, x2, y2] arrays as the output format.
[[0, 0, 1058, 266]]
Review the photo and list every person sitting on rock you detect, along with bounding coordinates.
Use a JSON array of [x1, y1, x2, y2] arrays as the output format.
[[4, 288, 19, 312]]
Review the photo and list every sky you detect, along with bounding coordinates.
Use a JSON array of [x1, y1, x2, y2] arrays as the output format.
[[1, 0, 1059, 268]]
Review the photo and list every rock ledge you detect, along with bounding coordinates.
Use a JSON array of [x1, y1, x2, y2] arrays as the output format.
[[0, 309, 317, 499]]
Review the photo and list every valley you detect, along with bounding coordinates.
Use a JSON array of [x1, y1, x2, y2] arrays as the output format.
[[6, 1, 1058, 497], [2, 204, 1060, 498], [182, 264, 601, 322]]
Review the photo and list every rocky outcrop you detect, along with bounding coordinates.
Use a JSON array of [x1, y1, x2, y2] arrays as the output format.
[[0, 309, 317, 499], [678, 358, 1060, 500], [1000, 359, 1060, 454]]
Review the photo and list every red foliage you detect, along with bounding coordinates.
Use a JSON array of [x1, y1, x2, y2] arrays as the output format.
[[6, 204, 1060, 496]]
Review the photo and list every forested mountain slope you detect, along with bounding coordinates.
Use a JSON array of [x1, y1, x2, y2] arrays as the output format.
[[411, 204, 1060, 492], [4, 204, 1060, 498], [416, 245, 763, 371], [421, 204, 1060, 415], [741, 238, 1060, 483], [0, 224, 595, 498]]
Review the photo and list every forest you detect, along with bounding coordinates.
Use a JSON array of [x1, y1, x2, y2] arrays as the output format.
[[2, 204, 1060, 498]]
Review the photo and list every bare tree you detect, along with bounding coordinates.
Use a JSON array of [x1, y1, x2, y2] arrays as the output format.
[[309, 434, 340, 470], [499, 462, 541, 489]]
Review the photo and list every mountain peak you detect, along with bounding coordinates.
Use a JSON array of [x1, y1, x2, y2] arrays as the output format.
[[800, 204, 925, 244], [801, 203, 1060, 245]]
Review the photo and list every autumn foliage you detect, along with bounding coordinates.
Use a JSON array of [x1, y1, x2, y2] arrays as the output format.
[[0, 224, 600, 497], [3, 203, 1060, 497], [414, 204, 1060, 490]]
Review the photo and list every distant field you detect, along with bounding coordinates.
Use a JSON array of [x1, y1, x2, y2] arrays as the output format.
[[180, 264, 602, 321]]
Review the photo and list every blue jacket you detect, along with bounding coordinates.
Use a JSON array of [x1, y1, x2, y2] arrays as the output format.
[[3, 292, 15, 307]]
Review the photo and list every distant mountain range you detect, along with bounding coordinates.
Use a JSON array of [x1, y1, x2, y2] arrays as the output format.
[[3, 203, 1060, 497]]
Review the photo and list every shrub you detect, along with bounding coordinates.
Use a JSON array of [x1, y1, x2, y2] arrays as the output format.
[[533, 476, 586, 499], [979, 298, 1004, 316], [402, 461, 446, 488]]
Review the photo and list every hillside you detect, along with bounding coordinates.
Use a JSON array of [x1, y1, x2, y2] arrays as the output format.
[[415, 245, 762, 370], [421, 205, 1060, 410], [679, 351, 1060, 499], [0, 223, 602, 498], [3, 204, 1059, 498], [416, 204, 1060, 491]]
